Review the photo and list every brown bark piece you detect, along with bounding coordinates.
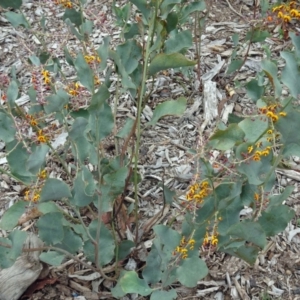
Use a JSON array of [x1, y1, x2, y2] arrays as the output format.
[[0, 233, 43, 300]]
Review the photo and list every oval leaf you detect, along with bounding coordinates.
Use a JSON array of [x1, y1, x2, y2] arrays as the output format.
[[148, 53, 196, 76], [147, 97, 187, 126], [40, 178, 71, 202]]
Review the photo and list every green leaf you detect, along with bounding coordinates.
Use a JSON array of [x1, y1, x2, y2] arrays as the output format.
[[209, 124, 245, 150], [64, 18, 84, 40], [44, 89, 70, 114], [97, 36, 110, 71], [38, 202, 61, 214], [6, 80, 19, 107], [246, 79, 264, 102], [246, 28, 270, 43], [55, 227, 82, 254], [147, 97, 187, 126], [143, 245, 162, 284], [227, 221, 266, 249], [0, 201, 27, 230], [89, 84, 110, 111], [40, 178, 72, 202], [39, 52, 50, 64], [83, 220, 115, 266], [268, 186, 294, 207], [163, 186, 176, 205], [275, 111, 300, 157], [4, 11, 29, 28], [64, 46, 74, 66], [238, 116, 269, 143], [281, 51, 300, 99], [0, 111, 16, 143], [8, 230, 27, 262], [36, 212, 64, 245], [290, 31, 300, 57], [0, 0, 22, 9], [71, 167, 96, 207], [129, 0, 150, 19], [224, 244, 259, 265], [62, 8, 83, 27], [116, 40, 142, 74], [74, 53, 94, 93], [151, 290, 177, 300], [69, 117, 90, 163], [226, 59, 243, 74], [166, 11, 178, 33], [99, 167, 129, 211], [109, 50, 137, 90], [261, 59, 281, 97], [232, 33, 239, 47], [80, 20, 93, 36], [116, 118, 135, 138], [120, 271, 152, 296], [0, 237, 13, 268], [40, 251, 65, 266], [237, 154, 273, 185], [6, 141, 35, 184], [165, 30, 192, 54], [177, 257, 208, 288], [27, 144, 49, 174], [89, 101, 114, 141], [117, 240, 135, 261], [180, 1, 206, 22], [148, 53, 196, 76], [28, 55, 41, 66], [258, 205, 294, 237]]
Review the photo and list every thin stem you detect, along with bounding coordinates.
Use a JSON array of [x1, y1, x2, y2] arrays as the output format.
[[133, 9, 157, 243]]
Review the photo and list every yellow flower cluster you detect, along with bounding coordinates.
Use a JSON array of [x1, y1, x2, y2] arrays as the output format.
[[203, 231, 218, 247], [24, 189, 41, 202], [173, 236, 195, 259], [258, 104, 287, 123], [84, 55, 101, 64], [254, 193, 260, 201], [54, 0, 73, 8], [67, 82, 80, 96], [37, 129, 48, 144], [26, 114, 38, 127], [41, 69, 51, 85], [186, 181, 210, 204], [249, 145, 272, 161], [272, 1, 300, 22], [24, 170, 47, 203]]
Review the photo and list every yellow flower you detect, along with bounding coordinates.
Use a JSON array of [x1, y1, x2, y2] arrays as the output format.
[[279, 111, 287, 117], [248, 146, 253, 153], [253, 154, 261, 161], [41, 70, 50, 78], [267, 129, 273, 134], [254, 193, 260, 201], [68, 89, 79, 96], [43, 77, 51, 85], [290, 9, 298, 17], [32, 191, 40, 202], [261, 149, 270, 156], [211, 235, 218, 246], [201, 181, 209, 188], [283, 14, 291, 22], [255, 141, 262, 148], [38, 169, 47, 179]]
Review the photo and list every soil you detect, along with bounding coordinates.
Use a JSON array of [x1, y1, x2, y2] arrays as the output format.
[[1, 0, 300, 299]]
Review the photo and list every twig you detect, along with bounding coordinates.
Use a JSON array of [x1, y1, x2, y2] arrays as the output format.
[[225, 0, 245, 19]]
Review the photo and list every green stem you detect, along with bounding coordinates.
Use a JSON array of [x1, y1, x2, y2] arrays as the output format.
[[133, 9, 157, 243]]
